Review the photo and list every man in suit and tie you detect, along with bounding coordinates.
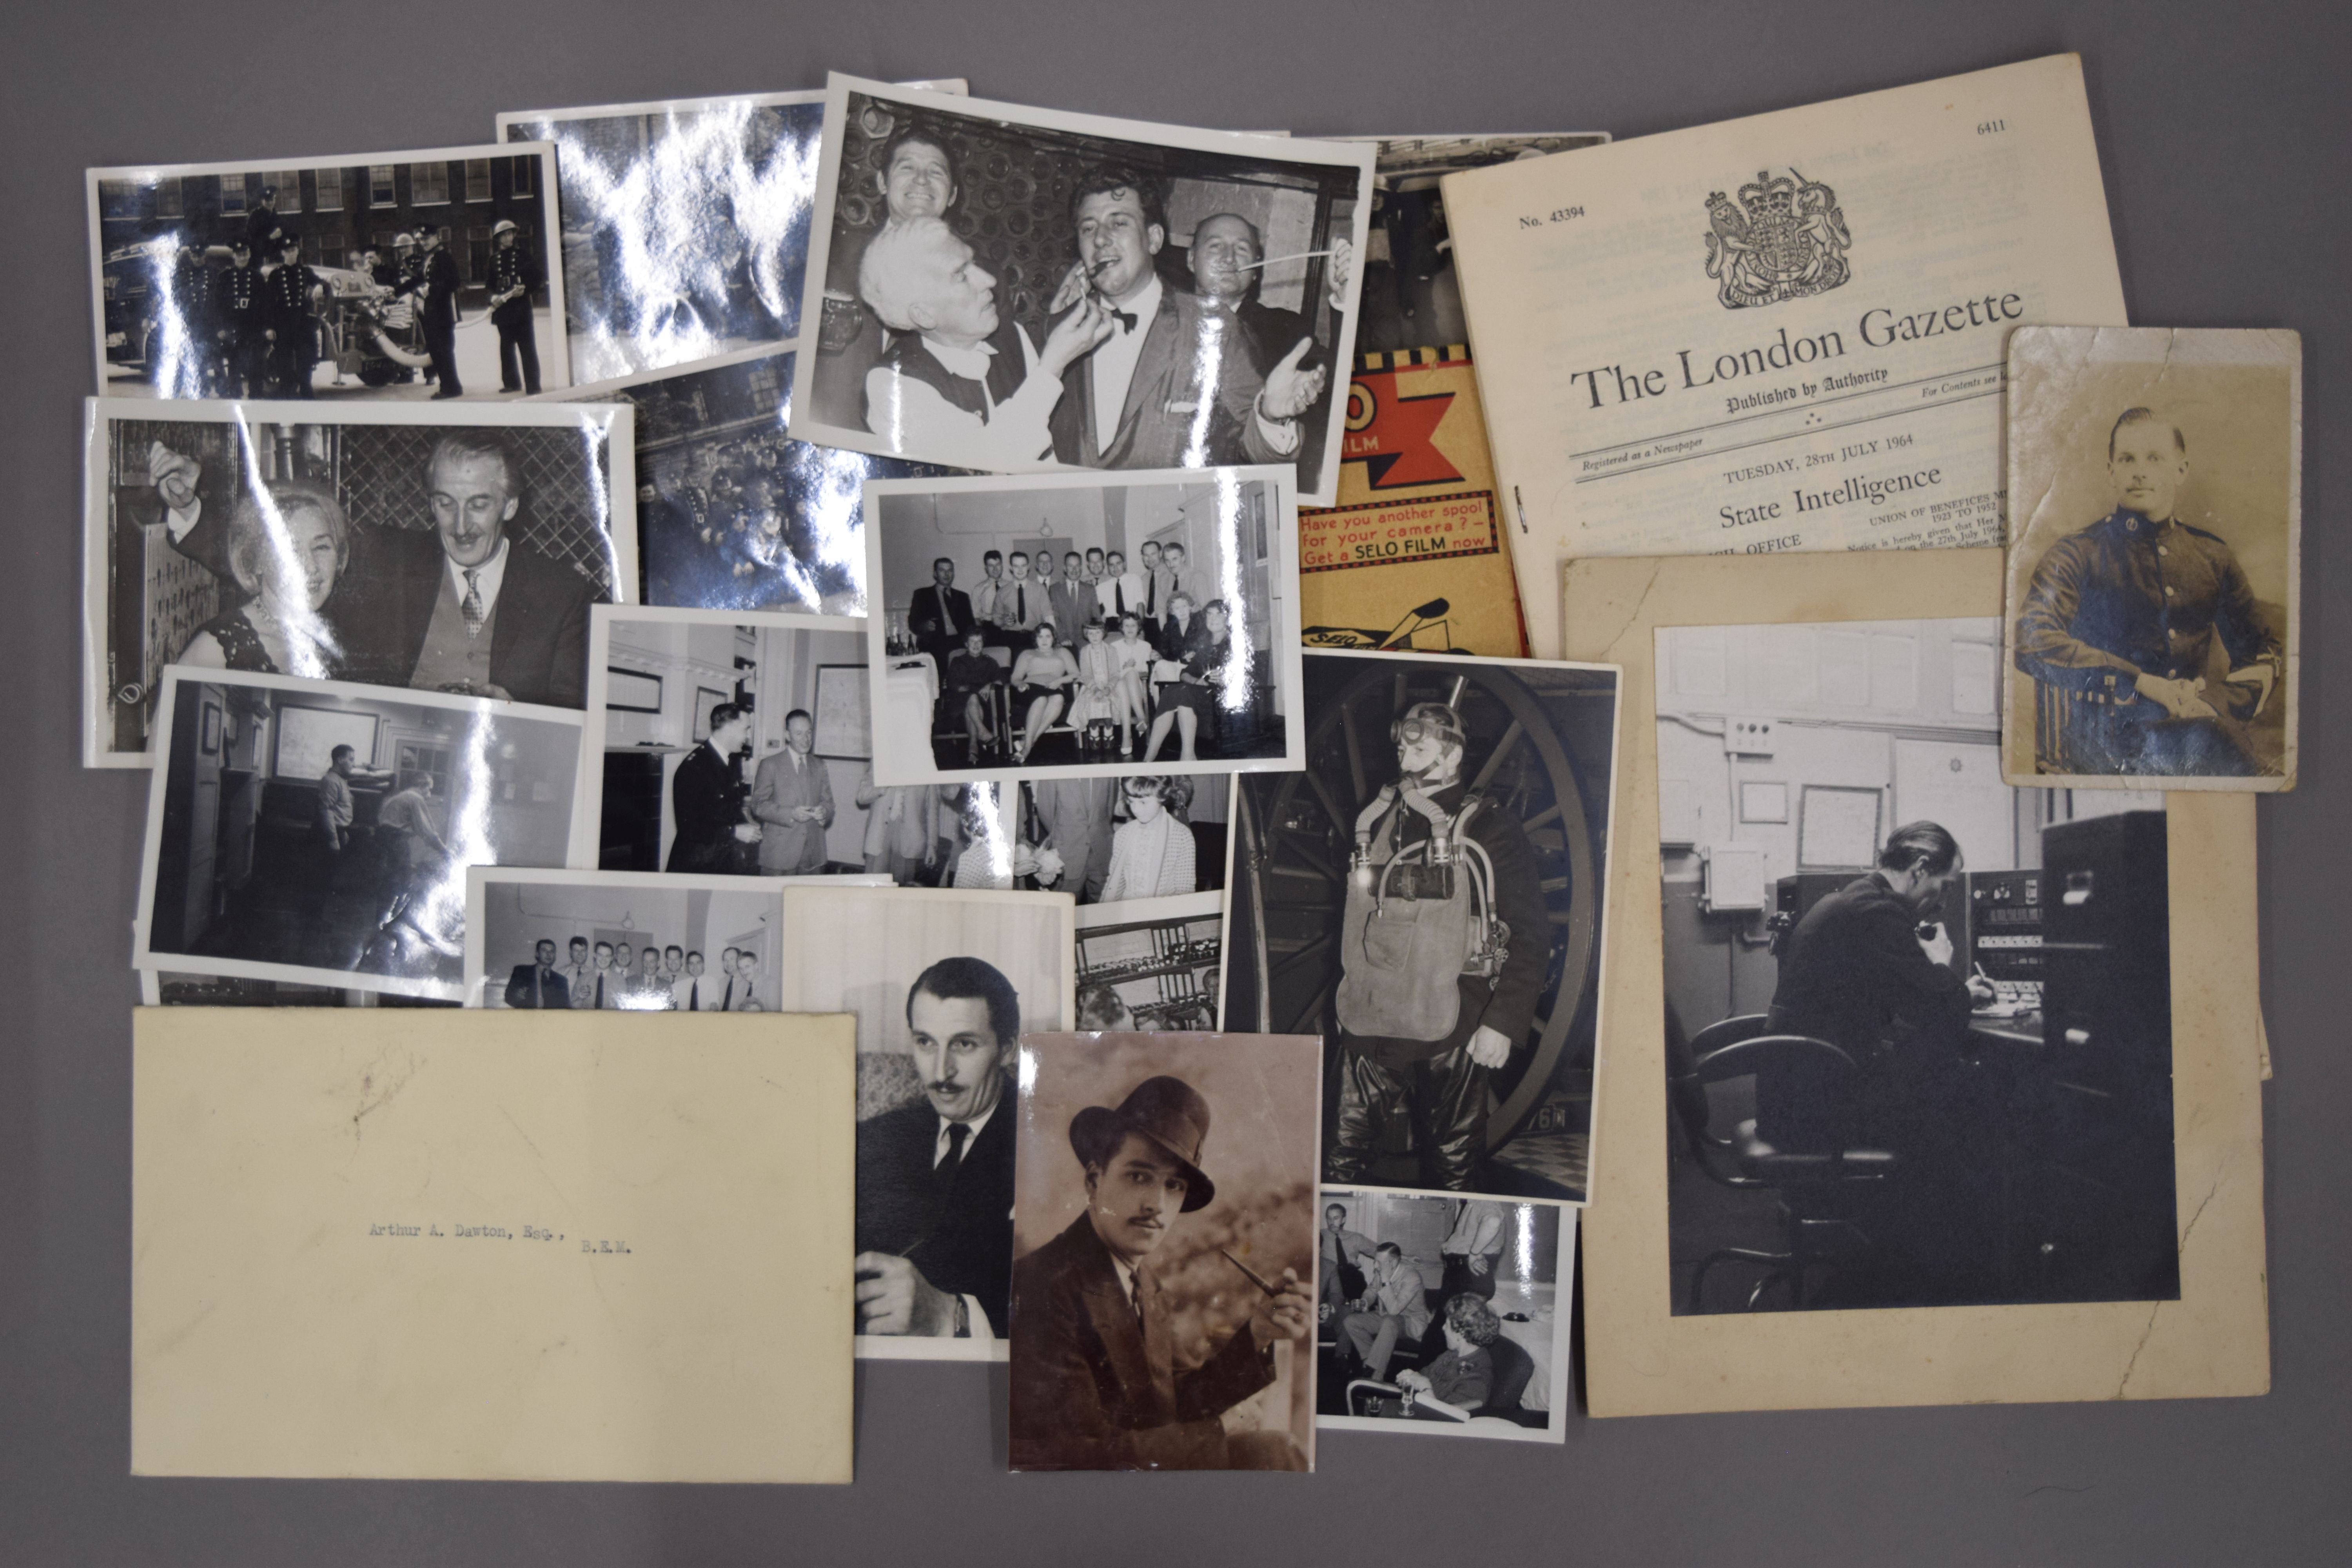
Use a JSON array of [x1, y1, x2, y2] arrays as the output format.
[[855, 956, 1028, 1341], [668, 702, 757, 872], [1045, 171, 1326, 474], [1341, 1241, 1431, 1383], [372, 433, 597, 704], [1096, 548, 1147, 626], [1007, 1074, 1310, 1470], [730, 951, 765, 1011], [588, 940, 623, 1009], [504, 939, 570, 1009], [561, 936, 596, 1009], [1319, 1201, 1376, 1319], [991, 550, 1047, 642], [1038, 550, 1096, 651], [676, 950, 714, 1012], [712, 947, 742, 1011], [907, 556, 977, 663], [661, 946, 687, 1007], [969, 550, 1014, 649], [749, 709, 834, 873]]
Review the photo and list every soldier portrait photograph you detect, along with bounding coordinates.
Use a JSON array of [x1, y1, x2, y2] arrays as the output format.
[[1223, 651, 1621, 1205], [2002, 327, 2301, 790]]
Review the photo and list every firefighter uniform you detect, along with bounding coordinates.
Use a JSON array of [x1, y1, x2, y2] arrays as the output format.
[[263, 247, 321, 398], [170, 250, 216, 396], [488, 229, 543, 394], [405, 240, 463, 397], [217, 251, 265, 397]]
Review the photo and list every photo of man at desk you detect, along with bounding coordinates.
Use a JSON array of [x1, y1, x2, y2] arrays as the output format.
[[1655, 618, 2180, 1314]]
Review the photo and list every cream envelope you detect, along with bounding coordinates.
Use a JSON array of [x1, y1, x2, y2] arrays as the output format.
[[132, 1008, 855, 1482]]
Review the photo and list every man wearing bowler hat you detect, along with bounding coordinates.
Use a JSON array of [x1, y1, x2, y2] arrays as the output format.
[[1008, 1075, 1312, 1470]]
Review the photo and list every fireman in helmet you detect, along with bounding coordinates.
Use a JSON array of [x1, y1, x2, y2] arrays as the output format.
[[1327, 701, 1548, 1191]]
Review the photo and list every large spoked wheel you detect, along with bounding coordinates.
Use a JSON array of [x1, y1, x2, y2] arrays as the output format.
[[1237, 661, 1602, 1149]]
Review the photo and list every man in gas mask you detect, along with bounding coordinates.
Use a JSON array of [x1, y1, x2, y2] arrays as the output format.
[[1326, 702, 1547, 1191]]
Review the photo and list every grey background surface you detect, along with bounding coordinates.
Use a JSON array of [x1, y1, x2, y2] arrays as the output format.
[[3, 1, 2343, 1562]]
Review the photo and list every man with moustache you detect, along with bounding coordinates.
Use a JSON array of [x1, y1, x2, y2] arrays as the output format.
[[854, 956, 1026, 1340], [1007, 1074, 1311, 1470], [2013, 407, 2282, 777], [1044, 170, 1324, 472], [368, 433, 596, 704]]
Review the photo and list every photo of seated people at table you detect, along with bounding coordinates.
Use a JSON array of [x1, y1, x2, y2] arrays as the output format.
[[1656, 618, 2181, 1314], [83, 402, 633, 767], [463, 867, 785, 1011], [1314, 1191, 1573, 1443], [862, 468, 1303, 786], [132, 670, 585, 1002], [545, 345, 964, 618], [793, 80, 1372, 508]]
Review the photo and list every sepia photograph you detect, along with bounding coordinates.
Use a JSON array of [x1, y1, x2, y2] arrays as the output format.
[[1008, 1031, 1321, 1472], [132, 669, 586, 1002], [1315, 1190, 1573, 1441], [499, 83, 965, 384], [544, 345, 962, 616], [82, 399, 633, 766], [775, 884, 1075, 1361], [1223, 650, 1621, 1204], [1075, 890, 1225, 1033], [88, 145, 568, 402], [862, 467, 1305, 786], [792, 75, 1375, 506], [2003, 326, 2300, 791], [463, 866, 792, 1011], [1339, 134, 1606, 358], [1656, 618, 2180, 1313]]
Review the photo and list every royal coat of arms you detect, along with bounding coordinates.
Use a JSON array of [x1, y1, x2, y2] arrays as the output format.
[[1703, 169, 1851, 310]]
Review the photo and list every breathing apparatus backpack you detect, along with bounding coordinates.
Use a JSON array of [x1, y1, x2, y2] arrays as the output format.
[[1333, 782, 1513, 1043]]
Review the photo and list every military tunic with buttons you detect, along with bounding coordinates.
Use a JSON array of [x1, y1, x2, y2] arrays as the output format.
[[263, 259, 321, 397], [217, 260, 265, 396], [2013, 506, 2280, 775]]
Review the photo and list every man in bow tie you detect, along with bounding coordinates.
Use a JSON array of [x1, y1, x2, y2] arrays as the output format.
[[1045, 170, 1326, 474]]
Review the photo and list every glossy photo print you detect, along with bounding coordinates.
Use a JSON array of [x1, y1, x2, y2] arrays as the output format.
[[82, 398, 634, 767], [131, 669, 586, 1002], [1074, 889, 1226, 1032], [1222, 650, 1622, 1205], [87, 145, 569, 402], [862, 467, 1305, 787], [792, 76, 1375, 506], [543, 345, 961, 616], [774, 883, 1076, 1361], [464, 866, 797, 1011], [1315, 1191, 1574, 1442], [498, 82, 966, 384], [1009, 1031, 1322, 1472]]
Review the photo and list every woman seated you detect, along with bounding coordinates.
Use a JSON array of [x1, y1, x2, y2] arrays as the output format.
[[1109, 611, 1156, 750], [1098, 775, 1197, 904], [1141, 595, 1238, 764], [1069, 619, 1127, 756], [1367, 1293, 1503, 1422], [944, 628, 1004, 763], [176, 477, 351, 677], [1008, 621, 1080, 764]]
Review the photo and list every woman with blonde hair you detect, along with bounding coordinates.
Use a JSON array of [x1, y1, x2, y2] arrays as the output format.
[[177, 478, 351, 677]]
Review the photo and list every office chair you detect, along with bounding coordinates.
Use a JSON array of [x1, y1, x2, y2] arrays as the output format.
[[1675, 1015, 1898, 1312]]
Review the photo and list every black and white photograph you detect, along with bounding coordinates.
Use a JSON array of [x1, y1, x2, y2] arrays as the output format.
[[792, 76, 1375, 506], [1341, 134, 1606, 357], [1314, 1191, 1573, 1442], [1008, 1031, 1321, 1472], [1023, 775, 1230, 908], [775, 884, 1075, 1361], [579, 604, 1013, 886], [1223, 650, 1621, 1205], [544, 345, 962, 616], [1076, 891, 1225, 1034], [463, 866, 794, 1011], [136, 971, 457, 1009], [1657, 618, 2181, 1312], [499, 84, 966, 384], [132, 668, 586, 1002], [88, 145, 568, 402], [2003, 327, 2301, 791], [82, 399, 634, 766], [863, 468, 1305, 786]]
